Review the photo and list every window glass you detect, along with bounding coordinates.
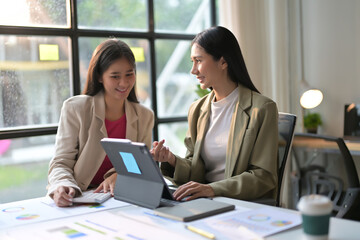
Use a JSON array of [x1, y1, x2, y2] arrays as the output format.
[[158, 122, 188, 156], [154, 0, 211, 33], [0, 0, 69, 28], [78, 37, 152, 108], [155, 39, 197, 118], [77, 0, 147, 31], [0, 135, 55, 203], [0, 35, 71, 129], [216, 0, 220, 25]]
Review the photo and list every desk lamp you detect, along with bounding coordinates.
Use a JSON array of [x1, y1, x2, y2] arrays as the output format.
[[299, 80, 323, 133], [299, 80, 323, 109]]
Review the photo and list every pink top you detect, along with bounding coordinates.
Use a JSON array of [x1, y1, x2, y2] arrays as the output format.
[[91, 114, 127, 185]]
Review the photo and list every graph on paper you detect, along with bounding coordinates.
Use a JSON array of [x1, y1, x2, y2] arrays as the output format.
[[190, 207, 301, 239]]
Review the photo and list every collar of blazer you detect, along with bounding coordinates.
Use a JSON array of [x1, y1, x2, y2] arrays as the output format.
[[92, 90, 139, 141], [198, 84, 254, 177], [199, 84, 252, 112], [93, 91, 107, 136], [124, 99, 139, 141]]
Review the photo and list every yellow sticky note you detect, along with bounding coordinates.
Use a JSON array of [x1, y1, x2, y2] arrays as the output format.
[[39, 44, 59, 61], [130, 47, 145, 62]]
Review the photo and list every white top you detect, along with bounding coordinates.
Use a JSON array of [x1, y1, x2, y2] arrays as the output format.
[[201, 87, 239, 182]]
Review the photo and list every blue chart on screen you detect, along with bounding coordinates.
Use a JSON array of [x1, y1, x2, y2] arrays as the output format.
[[119, 152, 141, 174]]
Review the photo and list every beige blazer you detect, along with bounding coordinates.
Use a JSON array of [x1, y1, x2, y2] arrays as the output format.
[[47, 91, 154, 196], [161, 84, 278, 200]]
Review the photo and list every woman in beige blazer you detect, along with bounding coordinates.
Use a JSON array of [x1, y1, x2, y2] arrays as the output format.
[[47, 39, 154, 207], [151, 26, 278, 201]]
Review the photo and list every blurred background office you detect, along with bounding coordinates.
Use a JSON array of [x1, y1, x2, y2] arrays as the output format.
[[1, 0, 359, 203]]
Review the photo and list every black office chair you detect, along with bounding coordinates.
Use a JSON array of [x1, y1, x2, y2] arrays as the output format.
[[276, 113, 297, 206], [255, 112, 297, 207], [291, 133, 360, 220]]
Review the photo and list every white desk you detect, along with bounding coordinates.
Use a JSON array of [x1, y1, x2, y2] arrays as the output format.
[[217, 197, 360, 240], [1, 196, 359, 239]]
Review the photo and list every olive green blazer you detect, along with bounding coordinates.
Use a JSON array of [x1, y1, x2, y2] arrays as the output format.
[[161, 84, 278, 200], [47, 91, 154, 197]]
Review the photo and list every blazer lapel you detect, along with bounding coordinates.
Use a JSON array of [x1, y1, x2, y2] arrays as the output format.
[[125, 100, 138, 142], [193, 92, 213, 161], [94, 91, 107, 138], [225, 85, 252, 177]]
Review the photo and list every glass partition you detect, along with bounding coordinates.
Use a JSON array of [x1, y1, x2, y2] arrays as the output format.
[[154, 0, 211, 33], [155, 39, 197, 118], [77, 0, 147, 31], [0, 0, 69, 28], [0, 135, 55, 203], [0, 35, 71, 129]]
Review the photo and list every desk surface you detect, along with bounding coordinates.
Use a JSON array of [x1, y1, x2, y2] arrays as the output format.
[[215, 197, 360, 240], [0, 197, 360, 240], [292, 136, 360, 153], [1, 196, 359, 239]]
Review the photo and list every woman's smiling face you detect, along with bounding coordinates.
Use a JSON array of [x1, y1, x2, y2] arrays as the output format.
[[190, 43, 226, 90], [100, 57, 136, 101]]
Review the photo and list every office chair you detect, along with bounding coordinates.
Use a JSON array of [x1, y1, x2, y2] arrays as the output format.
[[291, 133, 360, 220], [255, 112, 297, 207]]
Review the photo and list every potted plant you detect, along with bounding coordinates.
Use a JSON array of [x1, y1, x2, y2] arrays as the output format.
[[303, 112, 322, 134], [195, 84, 211, 98]]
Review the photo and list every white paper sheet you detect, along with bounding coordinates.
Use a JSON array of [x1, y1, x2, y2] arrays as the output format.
[[2, 211, 187, 240], [0, 196, 130, 230], [189, 207, 302, 240]]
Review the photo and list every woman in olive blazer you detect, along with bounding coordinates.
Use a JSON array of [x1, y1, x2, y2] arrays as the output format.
[[152, 26, 278, 201], [161, 84, 278, 200]]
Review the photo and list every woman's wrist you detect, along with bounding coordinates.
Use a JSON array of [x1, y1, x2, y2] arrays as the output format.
[[169, 153, 176, 167]]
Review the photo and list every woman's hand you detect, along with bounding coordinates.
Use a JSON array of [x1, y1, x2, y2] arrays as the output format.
[[173, 181, 215, 201], [94, 172, 117, 195], [150, 139, 176, 166], [53, 186, 76, 207]]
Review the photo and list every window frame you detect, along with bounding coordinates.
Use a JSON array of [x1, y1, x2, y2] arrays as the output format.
[[0, 0, 217, 141]]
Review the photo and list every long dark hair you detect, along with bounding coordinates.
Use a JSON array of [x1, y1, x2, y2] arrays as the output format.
[[192, 26, 260, 93], [82, 39, 139, 103]]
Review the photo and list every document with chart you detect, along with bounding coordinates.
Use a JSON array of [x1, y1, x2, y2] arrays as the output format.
[[189, 207, 302, 239]]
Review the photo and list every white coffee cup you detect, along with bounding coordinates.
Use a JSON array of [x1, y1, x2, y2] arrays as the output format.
[[297, 194, 333, 240]]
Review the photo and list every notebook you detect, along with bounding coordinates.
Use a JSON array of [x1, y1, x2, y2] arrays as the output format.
[[153, 198, 235, 222], [100, 138, 235, 221]]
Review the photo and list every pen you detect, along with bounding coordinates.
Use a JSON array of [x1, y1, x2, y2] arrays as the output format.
[[185, 225, 216, 239]]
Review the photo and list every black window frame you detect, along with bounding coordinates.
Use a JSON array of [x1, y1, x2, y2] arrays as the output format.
[[0, 0, 217, 141]]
